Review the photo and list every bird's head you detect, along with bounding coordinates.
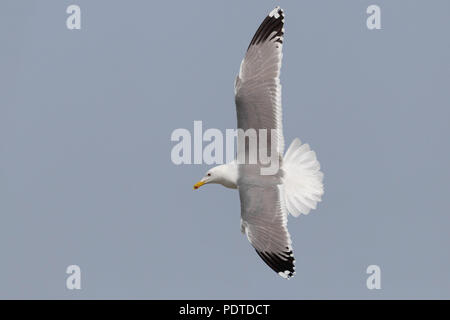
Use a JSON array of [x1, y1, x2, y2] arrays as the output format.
[[193, 164, 238, 190], [193, 167, 221, 190]]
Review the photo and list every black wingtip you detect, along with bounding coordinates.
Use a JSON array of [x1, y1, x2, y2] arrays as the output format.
[[248, 7, 285, 50], [256, 248, 295, 279]]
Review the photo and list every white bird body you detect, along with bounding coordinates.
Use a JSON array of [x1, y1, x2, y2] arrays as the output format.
[[207, 138, 324, 215], [194, 7, 324, 279]]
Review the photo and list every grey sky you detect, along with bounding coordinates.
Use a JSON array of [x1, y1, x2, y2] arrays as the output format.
[[1, 0, 449, 299]]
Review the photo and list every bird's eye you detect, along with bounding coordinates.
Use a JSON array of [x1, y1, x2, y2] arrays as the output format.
[[207, 173, 211, 176]]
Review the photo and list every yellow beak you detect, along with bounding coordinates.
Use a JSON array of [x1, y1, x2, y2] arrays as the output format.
[[193, 180, 205, 190]]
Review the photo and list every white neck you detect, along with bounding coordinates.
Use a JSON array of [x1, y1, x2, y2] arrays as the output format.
[[214, 161, 238, 189]]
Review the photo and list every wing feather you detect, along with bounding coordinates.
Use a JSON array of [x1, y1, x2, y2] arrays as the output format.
[[235, 6, 285, 156], [239, 184, 295, 278], [236, 7, 294, 279]]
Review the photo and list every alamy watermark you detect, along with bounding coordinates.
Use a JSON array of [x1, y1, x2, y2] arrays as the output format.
[[366, 5, 381, 30], [66, 5, 81, 30], [170, 121, 280, 175], [366, 265, 381, 290], [66, 265, 81, 290]]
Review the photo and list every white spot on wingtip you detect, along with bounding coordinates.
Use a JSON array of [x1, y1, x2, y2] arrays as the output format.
[[269, 6, 281, 19], [278, 270, 294, 279]]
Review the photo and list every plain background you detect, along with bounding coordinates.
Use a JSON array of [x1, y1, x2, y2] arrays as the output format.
[[1, 0, 449, 299]]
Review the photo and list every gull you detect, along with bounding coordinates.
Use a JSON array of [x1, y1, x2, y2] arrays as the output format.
[[193, 7, 324, 279]]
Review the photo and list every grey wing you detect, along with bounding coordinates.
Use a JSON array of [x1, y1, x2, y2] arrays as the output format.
[[239, 183, 295, 279], [235, 7, 285, 156]]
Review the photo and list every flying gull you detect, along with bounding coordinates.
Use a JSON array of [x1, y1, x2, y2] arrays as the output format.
[[193, 7, 324, 279]]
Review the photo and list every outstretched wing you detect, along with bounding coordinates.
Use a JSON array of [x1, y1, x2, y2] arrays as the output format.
[[235, 6, 285, 157], [239, 184, 295, 279], [235, 7, 293, 278]]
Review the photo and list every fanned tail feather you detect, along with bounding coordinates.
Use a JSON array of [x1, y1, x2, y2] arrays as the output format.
[[282, 138, 324, 217]]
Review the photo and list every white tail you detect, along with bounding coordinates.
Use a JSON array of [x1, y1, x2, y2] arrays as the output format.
[[282, 138, 324, 217]]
